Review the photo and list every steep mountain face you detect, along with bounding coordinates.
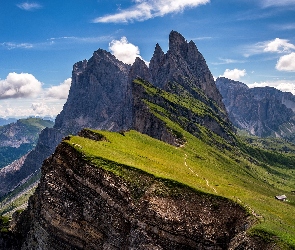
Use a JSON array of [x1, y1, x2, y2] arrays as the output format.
[[132, 79, 235, 146], [149, 31, 226, 112], [10, 139, 258, 250], [55, 51, 131, 134], [0, 31, 233, 200], [216, 77, 295, 138]]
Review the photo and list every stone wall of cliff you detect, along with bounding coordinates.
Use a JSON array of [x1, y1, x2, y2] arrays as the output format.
[[216, 77, 295, 138], [11, 141, 263, 249]]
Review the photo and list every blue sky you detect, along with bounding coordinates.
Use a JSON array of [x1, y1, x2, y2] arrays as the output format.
[[1, 0, 295, 118]]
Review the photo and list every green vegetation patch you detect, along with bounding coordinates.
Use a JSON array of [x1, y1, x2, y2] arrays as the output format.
[[0, 216, 10, 233], [65, 127, 295, 247]]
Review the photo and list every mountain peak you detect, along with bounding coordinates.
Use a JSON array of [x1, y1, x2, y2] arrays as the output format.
[[169, 30, 187, 55], [129, 57, 150, 83]]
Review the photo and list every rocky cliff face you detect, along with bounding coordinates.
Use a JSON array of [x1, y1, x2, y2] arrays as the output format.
[[1, 31, 233, 200], [55, 49, 131, 134], [10, 140, 261, 250], [150, 31, 225, 111], [216, 77, 295, 138], [132, 79, 235, 146]]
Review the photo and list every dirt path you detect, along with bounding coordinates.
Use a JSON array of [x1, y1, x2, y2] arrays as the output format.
[[184, 154, 217, 194]]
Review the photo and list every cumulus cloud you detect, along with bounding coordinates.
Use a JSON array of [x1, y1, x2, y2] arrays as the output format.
[[46, 78, 71, 99], [220, 69, 247, 81], [16, 2, 42, 11], [276, 52, 295, 72], [0, 72, 42, 99], [109, 37, 145, 65], [263, 38, 295, 53], [93, 0, 209, 23], [245, 38, 295, 57], [248, 80, 295, 95], [31, 102, 56, 116]]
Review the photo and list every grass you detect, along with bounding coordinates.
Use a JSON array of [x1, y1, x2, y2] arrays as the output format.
[[0, 215, 10, 233], [66, 126, 295, 248], [62, 79, 295, 248]]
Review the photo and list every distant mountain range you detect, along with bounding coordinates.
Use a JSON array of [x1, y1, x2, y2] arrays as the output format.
[[0, 118, 54, 169], [216, 77, 295, 141], [0, 118, 17, 127]]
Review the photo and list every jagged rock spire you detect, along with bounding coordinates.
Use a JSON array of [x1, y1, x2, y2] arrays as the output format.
[[129, 57, 151, 83]]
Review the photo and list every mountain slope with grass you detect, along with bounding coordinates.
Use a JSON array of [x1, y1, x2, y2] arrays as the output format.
[[1, 31, 295, 249], [4, 80, 295, 249]]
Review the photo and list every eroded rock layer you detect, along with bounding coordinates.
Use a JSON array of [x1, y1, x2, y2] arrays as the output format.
[[16, 142, 251, 250]]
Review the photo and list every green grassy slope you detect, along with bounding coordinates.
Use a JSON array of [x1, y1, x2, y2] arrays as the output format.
[[67, 128, 295, 248], [63, 79, 295, 248]]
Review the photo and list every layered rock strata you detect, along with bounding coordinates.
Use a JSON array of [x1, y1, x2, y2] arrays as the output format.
[[14, 141, 252, 249]]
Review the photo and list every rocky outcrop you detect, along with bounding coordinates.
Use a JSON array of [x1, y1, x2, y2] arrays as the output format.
[[150, 31, 225, 111], [0, 154, 29, 197], [55, 49, 131, 134], [1, 31, 233, 200], [216, 77, 295, 138], [12, 141, 254, 249]]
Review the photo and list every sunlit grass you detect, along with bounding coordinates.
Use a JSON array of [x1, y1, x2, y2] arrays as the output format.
[[67, 127, 295, 248]]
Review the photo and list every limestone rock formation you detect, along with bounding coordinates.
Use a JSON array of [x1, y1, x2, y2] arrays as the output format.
[[13, 141, 252, 249], [150, 31, 225, 110], [0, 31, 233, 201], [55, 49, 131, 134], [216, 77, 295, 138]]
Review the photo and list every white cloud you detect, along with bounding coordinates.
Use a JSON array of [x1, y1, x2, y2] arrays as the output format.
[[272, 23, 295, 30], [0, 42, 34, 50], [1, 35, 112, 50], [93, 0, 210, 23], [263, 38, 295, 53], [31, 102, 56, 116], [261, 0, 295, 7], [0, 72, 42, 99], [212, 58, 246, 65], [220, 69, 247, 81], [245, 38, 295, 57], [248, 80, 295, 95], [109, 37, 143, 65], [276, 52, 295, 72], [48, 35, 112, 44], [17, 2, 42, 11], [46, 78, 71, 99]]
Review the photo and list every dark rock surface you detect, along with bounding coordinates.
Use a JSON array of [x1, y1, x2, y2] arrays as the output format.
[[0, 31, 232, 200], [216, 77, 295, 138], [150, 31, 225, 110], [55, 49, 131, 134], [11, 142, 265, 250]]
